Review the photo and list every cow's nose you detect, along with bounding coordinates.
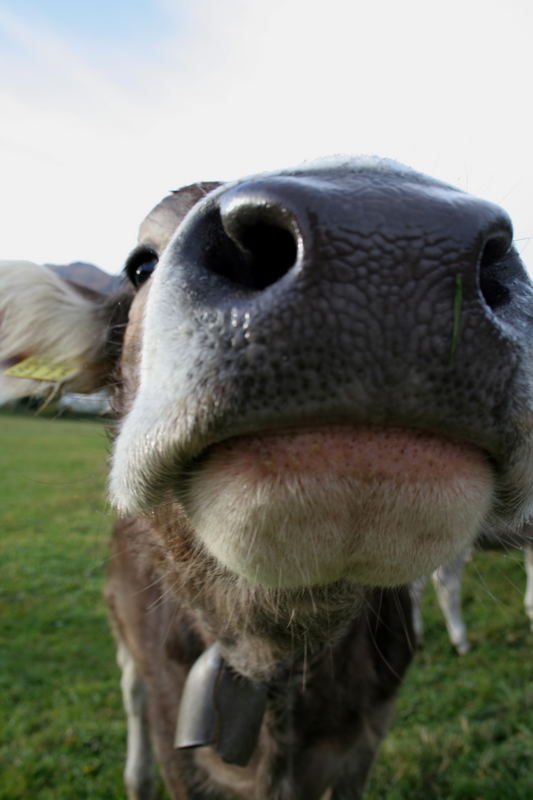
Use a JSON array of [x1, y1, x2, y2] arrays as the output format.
[[187, 176, 512, 309], [177, 173, 517, 319]]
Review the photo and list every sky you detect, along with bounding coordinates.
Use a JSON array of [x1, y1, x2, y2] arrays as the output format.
[[1, 0, 532, 274]]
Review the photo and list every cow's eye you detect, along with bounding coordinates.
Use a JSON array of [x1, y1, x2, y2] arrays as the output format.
[[124, 246, 159, 288]]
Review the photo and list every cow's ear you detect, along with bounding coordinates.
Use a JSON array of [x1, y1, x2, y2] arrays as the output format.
[[0, 260, 131, 404], [138, 182, 222, 255]]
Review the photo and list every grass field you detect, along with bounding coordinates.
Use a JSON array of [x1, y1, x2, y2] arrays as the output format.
[[0, 412, 531, 799]]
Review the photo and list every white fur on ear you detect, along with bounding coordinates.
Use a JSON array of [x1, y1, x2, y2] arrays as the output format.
[[0, 260, 106, 403]]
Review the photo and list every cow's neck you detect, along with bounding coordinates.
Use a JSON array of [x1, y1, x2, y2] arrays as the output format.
[[177, 589, 414, 800]]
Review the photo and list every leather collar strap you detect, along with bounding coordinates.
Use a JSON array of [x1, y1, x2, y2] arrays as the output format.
[[174, 642, 268, 767]]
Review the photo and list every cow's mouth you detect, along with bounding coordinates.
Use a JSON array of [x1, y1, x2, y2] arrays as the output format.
[[181, 425, 494, 589], [189, 425, 487, 483]]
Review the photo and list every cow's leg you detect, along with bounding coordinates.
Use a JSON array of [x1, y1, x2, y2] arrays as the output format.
[[117, 641, 157, 800], [431, 548, 471, 654], [524, 545, 533, 632], [409, 575, 428, 647]]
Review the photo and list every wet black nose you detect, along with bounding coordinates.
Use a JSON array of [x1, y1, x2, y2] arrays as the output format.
[[161, 161, 533, 465], [179, 172, 515, 314]]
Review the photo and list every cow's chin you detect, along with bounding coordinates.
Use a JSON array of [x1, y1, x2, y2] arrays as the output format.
[[184, 427, 494, 589]]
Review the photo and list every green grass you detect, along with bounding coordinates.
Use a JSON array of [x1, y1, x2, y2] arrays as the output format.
[[1, 412, 532, 799], [367, 552, 533, 800], [0, 412, 124, 799]]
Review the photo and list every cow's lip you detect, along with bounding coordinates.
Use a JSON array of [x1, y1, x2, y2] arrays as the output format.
[[182, 422, 492, 483]]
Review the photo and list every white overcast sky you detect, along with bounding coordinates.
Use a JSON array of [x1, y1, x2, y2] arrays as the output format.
[[1, 0, 532, 273]]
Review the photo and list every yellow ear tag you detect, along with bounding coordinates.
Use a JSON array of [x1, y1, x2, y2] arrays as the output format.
[[4, 355, 79, 382]]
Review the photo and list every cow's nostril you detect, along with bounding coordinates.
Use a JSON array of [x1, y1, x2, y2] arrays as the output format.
[[217, 199, 300, 290], [198, 210, 299, 291], [480, 234, 511, 267], [478, 233, 513, 310], [195, 206, 300, 292], [230, 221, 298, 284]]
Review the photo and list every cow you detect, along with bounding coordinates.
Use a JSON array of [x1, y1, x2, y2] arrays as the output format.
[[2, 156, 533, 799], [411, 540, 533, 654]]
